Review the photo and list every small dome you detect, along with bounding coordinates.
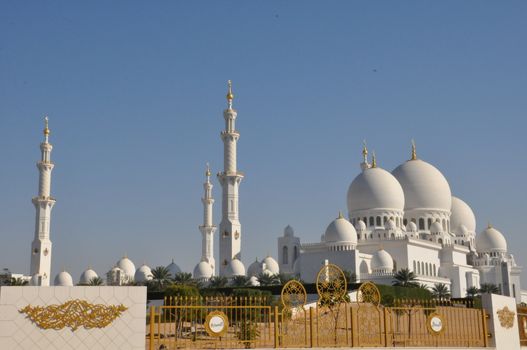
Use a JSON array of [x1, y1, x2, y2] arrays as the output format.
[[451, 196, 476, 233], [135, 265, 153, 283], [407, 221, 417, 232], [54, 271, 73, 286], [248, 276, 260, 286], [384, 219, 396, 231], [347, 167, 405, 214], [225, 258, 246, 277], [284, 225, 295, 237], [355, 219, 366, 231], [392, 159, 451, 212], [116, 256, 136, 279], [79, 268, 98, 285], [476, 225, 507, 253], [247, 259, 262, 277], [166, 259, 182, 278], [193, 261, 213, 279], [262, 256, 279, 275], [371, 249, 394, 272], [324, 215, 357, 244], [430, 221, 443, 234]]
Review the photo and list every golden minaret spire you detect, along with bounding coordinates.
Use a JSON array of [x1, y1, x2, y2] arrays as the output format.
[[226, 80, 234, 109], [371, 151, 377, 168], [43, 116, 50, 142], [362, 140, 368, 163]]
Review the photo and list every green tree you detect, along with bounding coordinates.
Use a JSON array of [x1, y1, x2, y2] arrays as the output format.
[[231, 275, 249, 287], [8, 277, 28, 286], [418, 284, 430, 291], [88, 277, 104, 286], [208, 276, 228, 288], [479, 283, 499, 294], [466, 286, 479, 298], [256, 273, 280, 286], [431, 283, 450, 300], [392, 268, 419, 288], [342, 270, 357, 283], [150, 266, 172, 291], [173, 272, 193, 285]]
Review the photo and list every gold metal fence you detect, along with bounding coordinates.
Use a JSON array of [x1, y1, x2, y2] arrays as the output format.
[[518, 306, 527, 346]]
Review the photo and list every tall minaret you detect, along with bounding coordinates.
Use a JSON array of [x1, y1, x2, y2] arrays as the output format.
[[199, 163, 217, 275], [218, 80, 244, 276], [30, 117, 56, 286]]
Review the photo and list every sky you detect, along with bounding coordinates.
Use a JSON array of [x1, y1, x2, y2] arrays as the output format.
[[0, 1, 526, 283]]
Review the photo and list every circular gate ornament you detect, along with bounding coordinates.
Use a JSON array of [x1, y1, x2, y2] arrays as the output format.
[[205, 311, 229, 337], [281, 279, 307, 310], [316, 263, 347, 305], [426, 313, 445, 335]]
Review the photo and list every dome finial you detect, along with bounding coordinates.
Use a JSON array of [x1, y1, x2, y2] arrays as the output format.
[[371, 151, 377, 168], [205, 162, 211, 178], [411, 139, 417, 160], [226, 80, 234, 108], [43, 116, 50, 141], [338, 211, 343, 219], [487, 222, 492, 229]]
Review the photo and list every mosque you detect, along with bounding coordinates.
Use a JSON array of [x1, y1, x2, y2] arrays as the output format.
[[19, 82, 525, 303]]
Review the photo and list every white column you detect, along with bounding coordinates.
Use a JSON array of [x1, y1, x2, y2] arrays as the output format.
[[30, 117, 56, 286], [199, 164, 217, 275], [218, 81, 244, 276]]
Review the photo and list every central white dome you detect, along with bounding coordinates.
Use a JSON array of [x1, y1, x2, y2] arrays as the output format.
[[262, 256, 279, 275], [392, 159, 451, 211], [451, 196, 476, 234], [347, 167, 405, 214], [116, 257, 136, 280], [193, 261, 213, 279], [135, 264, 153, 283], [324, 215, 357, 244], [79, 268, 98, 285], [225, 258, 246, 277], [54, 271, 73, 286]]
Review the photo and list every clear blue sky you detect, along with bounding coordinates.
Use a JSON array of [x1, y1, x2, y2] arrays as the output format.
[[1, 1, 526, 283]]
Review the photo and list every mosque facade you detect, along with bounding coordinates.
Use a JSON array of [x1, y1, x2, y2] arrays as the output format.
[[20, 83, 524, 304]]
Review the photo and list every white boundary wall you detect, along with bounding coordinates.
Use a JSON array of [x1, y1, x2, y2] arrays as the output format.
[[0, 286, 146, 350]]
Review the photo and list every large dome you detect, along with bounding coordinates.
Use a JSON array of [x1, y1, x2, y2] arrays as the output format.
[[225, 258, 246, 277], [193, 261, 213, 279], [476, 225, 507, 253], [451, 196, 476, 234], [166, 259, 182, 278], [79, 268, 98, 285], [371, 249, 394, 273], [392, 159, 451, 211], [262, 256, 279, 275], [135, 265, 153, 283], [247, 259, 262, 277], [324, 215, 357, 244], [116, 256, 136, 279], [347, 167, 405, 213], [54, 271, 73, 286]]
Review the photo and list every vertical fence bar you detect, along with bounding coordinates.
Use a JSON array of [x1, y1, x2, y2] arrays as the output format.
[[149, 306, 155, 350], [309, 307, 315, 348], [383, 307, 389, 347], [274, 306, 279, 348], [481, 309, 489, 347]]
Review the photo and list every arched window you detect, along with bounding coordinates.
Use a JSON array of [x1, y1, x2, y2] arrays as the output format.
[[419, 218, 425, 230], [376, 216, 381, 226], [413, 261, 416, 272], [425, 264, 429, 276], [438, 238, 443, 244], [369, 217, 374, 226], [383, 216, 387, 224], [427, 218, 432, 229], [403, 218, 408, 226], [433, 265, 436, 276], [421, 262, 425, 274], [442, 219, 447, 231], [293, 246, 298, 261], [363, 217, 367, 224], [352, 218, 356, 225], [283, 246, 289, 264]]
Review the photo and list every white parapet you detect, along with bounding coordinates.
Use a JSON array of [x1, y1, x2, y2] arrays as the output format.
[[482, 293, 520, 350]]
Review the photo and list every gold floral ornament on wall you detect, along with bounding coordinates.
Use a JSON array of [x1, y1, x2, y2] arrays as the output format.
[[20, 299, 128, 331], [497, 306, 515, 329]]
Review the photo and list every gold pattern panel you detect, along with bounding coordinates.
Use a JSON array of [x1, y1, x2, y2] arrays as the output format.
[[316, 263, 347, 305], [20, 299, 128, 331], [281, 280, 307, 310], [357, 281, 381, 306], [497, 306, 515, 329]]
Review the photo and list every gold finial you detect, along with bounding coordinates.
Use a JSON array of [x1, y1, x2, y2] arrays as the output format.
[[338, 211, 343, 219], [362, 140, 368, 156], [487, 222, 492, 229], [205, 162, 211, 177], [411, 139, 417, 160], [226, 80, 234, 101], [371, 151, 377, 168], [43, 116, 50, 136]]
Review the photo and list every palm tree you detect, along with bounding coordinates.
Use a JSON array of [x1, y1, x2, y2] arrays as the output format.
[[466, 286, 479, 298], [173, 272, 193, 285], [479, 283, 499, 294], [150, 266, 172, 291], [231, 275, 249, 287], [418, 283, 430, 291], [9, 277, 28, 286], [208, 276, 228, 288], [392, 268, 419, 288], [257, 273, 280, 286], [431, 283, 451, 300], [88, 277, 104, 286], [343, 270, 357, 284]]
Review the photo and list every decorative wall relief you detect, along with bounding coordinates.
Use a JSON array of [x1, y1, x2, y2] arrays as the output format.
[[497, 306, 515, 329], [20, 299, 127, 331]]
